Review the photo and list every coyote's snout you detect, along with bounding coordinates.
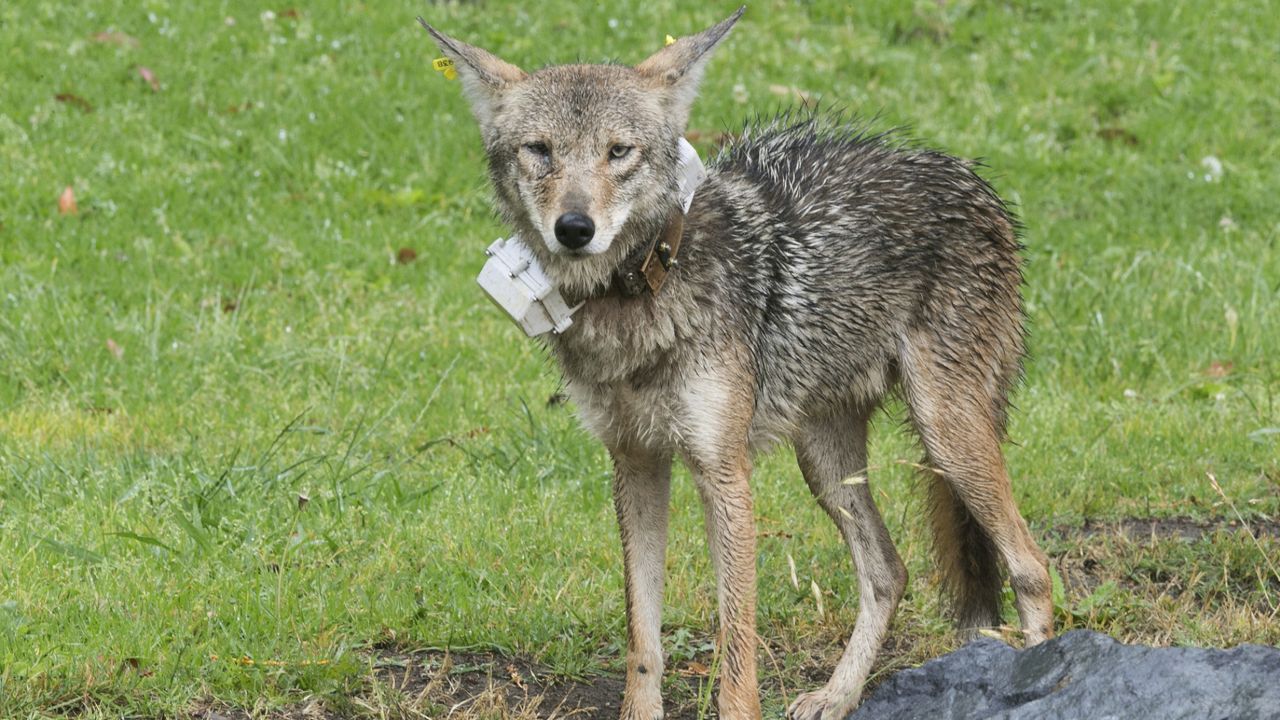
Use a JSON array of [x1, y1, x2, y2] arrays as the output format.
[[423, 7, 1054, 719]]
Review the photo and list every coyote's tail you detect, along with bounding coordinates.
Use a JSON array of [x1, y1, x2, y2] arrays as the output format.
[[927, 471, 1003, 634]]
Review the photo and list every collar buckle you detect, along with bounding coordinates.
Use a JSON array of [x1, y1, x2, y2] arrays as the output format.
[[616, 138, 704, 297]]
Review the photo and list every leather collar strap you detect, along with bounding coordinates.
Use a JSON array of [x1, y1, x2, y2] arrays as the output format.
[[616, 208, 685, 297]]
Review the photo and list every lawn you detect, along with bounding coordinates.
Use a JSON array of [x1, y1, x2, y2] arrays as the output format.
[[1, 0, 1277, 717]]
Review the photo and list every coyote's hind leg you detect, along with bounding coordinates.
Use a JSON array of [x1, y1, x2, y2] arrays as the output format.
[[787, 408, 908, 720], [900, 332, 1054, 644]]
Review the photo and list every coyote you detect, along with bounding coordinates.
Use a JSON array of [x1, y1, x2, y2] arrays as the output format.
[[422, 7, 1053, 719]]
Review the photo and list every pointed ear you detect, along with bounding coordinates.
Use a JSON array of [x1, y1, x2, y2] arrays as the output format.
[[634, 7, 744, 128], [418, 18, 527, 133]]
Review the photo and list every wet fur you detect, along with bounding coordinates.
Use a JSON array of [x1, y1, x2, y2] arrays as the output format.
[[424, 10, 1053, 720]]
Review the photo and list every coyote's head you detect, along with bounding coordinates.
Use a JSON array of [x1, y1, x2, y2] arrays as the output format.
[[421, 9, 742, 294]]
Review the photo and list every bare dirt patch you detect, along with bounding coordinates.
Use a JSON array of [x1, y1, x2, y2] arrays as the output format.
[[1043, 515, 1280, 633], [1047, 516, 1280, 543], [371, 650, 626, 719]]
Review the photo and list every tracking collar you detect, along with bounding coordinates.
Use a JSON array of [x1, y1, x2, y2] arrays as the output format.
[[476, 138, 706, 337], [616, 137, 705, 296]]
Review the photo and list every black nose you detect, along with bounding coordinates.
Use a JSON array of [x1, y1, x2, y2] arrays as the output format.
[[554, 212, 596, 249]]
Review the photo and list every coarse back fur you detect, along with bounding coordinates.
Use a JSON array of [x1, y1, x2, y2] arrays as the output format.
[[423, 9, 1053, 720], [555, 114, 1025, 446]]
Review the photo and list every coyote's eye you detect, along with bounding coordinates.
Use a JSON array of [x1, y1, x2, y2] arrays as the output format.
[[523, 142, 551, 158], [609, 144, 633, 160]]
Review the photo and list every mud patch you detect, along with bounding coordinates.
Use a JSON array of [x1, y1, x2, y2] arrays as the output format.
[[1046, 516, 1280, 542], [372, 650, 626, 719], [1043, 515, 1280, 619]]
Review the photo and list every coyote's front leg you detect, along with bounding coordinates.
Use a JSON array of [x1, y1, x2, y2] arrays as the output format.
[[679, 360, 764, 720], [611, 445, 673, 720], [691, 450, 762, 720]]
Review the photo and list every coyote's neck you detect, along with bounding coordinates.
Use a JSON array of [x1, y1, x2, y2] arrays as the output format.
[[605, 206, 687, 298]]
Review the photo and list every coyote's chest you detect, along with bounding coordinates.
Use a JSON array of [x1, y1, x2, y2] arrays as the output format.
[[551, 297, 798, 453]]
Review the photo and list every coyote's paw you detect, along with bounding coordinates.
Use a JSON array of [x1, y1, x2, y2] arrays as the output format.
[[787, 688, 857, 720], [619, 693, 663, 720]]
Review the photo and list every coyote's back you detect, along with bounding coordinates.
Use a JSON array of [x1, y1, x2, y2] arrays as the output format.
[[692, 116, 1026, 440]]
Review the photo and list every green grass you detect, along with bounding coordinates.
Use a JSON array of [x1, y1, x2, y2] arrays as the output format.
[[1, 0, 1277, 717]]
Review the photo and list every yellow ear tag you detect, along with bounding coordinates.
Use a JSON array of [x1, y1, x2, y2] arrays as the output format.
[[432, 57, 457, 80], [664, 34, 676, 47]]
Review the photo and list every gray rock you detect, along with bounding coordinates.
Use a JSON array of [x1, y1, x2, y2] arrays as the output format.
[[850, 629, 1280, 720]]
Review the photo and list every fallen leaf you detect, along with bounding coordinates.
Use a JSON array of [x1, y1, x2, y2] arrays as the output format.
[[678, 661, 710, 677], [90, 31, 140, 48], [396, 247, 418, 264], [55, 93, 94, 113], [137, 66, 160, 92], [58, 186, 78, 215], [106, 338, 124, 359], [506, 663, 526, 690], [278, 8, 300, 19], [1204, 361, 1233, 378], [224, 101, 254, 114]]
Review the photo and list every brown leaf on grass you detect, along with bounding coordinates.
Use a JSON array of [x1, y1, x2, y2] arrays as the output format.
[[55, 93, 94, 113], [396, 247, 418, 264], [106, 338, 124, 359], [58, 186, 78, 215], [224, 101, 254, 114], [137, 66, 160, 92], [90, 31, 140, 48], [506, 663, 527, 690], [278, 8, 300, 19], [1204, 361, 1233, 378], [115, 656, 154, 678], [678, 661, 710, 678]]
